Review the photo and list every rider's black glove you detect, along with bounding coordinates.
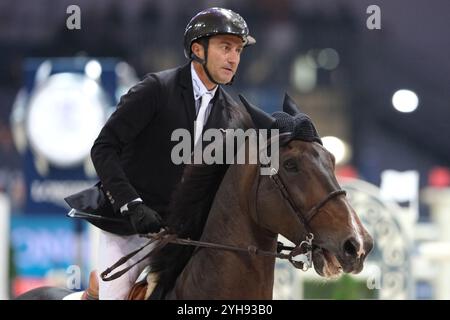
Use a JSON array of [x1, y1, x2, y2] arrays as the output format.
[[122, 202, 163, 234]]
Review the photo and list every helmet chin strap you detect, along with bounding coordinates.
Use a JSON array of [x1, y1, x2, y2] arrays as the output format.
[[191, 38, 234, 86]]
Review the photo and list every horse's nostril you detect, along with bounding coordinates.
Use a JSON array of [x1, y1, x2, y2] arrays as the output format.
[[343, 238, 358, 258]]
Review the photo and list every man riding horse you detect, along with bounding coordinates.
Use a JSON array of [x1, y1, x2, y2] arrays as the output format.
[[16, 7, 374, 301], [17, 92, 374, 300]]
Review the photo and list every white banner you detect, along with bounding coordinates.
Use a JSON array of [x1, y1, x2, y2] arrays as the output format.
[[0, 193, 10, 300]]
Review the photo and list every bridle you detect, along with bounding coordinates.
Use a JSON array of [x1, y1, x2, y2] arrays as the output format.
[[256, 132, 347, 270], [101, 133, 347, 281], [264, 166, 346, 270], [269, 170, 346, 226]]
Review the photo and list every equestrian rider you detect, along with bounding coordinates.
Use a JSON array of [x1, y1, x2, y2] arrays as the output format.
[[89, 7, 255, 299]]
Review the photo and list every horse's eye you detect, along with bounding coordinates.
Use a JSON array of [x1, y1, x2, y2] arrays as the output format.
[[283, 159, 298, 172]]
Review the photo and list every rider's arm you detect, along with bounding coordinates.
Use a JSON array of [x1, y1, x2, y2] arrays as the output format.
[[91, 74, 162, 212]]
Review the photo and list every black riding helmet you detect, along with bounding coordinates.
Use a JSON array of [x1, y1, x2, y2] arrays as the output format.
[[184, 7, 256, 85]]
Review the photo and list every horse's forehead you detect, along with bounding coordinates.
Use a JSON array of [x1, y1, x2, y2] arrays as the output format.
[[284, 140, 326, 158]]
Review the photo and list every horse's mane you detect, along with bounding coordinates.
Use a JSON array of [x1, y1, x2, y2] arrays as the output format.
[[148, 102, 253, 296]]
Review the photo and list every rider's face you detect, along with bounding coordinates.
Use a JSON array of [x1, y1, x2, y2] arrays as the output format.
[[206, 35, 243, 84], [192, 34, 244, 86]]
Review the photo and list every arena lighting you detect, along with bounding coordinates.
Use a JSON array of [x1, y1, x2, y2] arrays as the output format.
[[85, 59, 102, 80], [322, 136, 351, 165], [291, 54, 317, 92], [392, 89, 419, 113]]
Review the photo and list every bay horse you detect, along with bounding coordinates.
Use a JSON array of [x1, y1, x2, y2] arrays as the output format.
[[16, 94, 373, 300]]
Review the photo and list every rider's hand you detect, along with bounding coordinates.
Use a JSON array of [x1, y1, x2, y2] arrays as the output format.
[[123, 202, 163, 234]]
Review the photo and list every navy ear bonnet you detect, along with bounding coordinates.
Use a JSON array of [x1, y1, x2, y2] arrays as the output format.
[[239, 93, 322, 145], [271, 111, 322, 145]]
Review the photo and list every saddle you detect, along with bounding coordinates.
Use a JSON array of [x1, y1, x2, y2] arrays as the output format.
[[127, 270, 160, 300], [81, 270, 159, 300]]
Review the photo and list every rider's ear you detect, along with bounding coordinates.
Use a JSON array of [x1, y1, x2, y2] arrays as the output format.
[[191, 42, 205, 60], [282, 93, 301, 116]]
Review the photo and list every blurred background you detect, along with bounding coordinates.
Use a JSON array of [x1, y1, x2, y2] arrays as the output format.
[[0, 0, 449, 299]]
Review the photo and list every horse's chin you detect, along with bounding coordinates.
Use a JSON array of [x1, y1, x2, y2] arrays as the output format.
[[312, 246, 343, 278]]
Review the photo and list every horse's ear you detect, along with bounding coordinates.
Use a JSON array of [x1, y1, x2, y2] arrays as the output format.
[[239, 94, 276, 130], [283, 93, 301, 116]]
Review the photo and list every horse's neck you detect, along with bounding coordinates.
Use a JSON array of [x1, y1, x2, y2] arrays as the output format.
[[171, 164, 277, 299], [202, 164, 271, 246]]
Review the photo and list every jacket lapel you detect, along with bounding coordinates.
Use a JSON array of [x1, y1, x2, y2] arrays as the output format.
[[179, 63, 196, 135]]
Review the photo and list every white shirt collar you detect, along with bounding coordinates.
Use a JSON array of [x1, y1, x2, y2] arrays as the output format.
[[191, 62, 218, 101]]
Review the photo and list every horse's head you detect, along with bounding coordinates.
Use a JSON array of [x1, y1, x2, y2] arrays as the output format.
[[241, 94, 373, 278], [274, 139, 373, 277]]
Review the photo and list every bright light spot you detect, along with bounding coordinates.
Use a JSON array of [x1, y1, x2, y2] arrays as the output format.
[[115, 62, 131, 78], [83, 79, 99, 95], [35, 60, 52, 85], [291, 54, 317, 92], [322, 136, 350, 165], [317, 48, 340, 70], [392, 89, 419, 113], [85, 60, 102, 80]]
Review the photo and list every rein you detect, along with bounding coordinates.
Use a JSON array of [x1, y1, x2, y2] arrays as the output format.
[[101, 229, 314, 281]]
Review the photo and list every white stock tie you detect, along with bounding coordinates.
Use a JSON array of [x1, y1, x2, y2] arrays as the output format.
[[194, 92, 212, 145]]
